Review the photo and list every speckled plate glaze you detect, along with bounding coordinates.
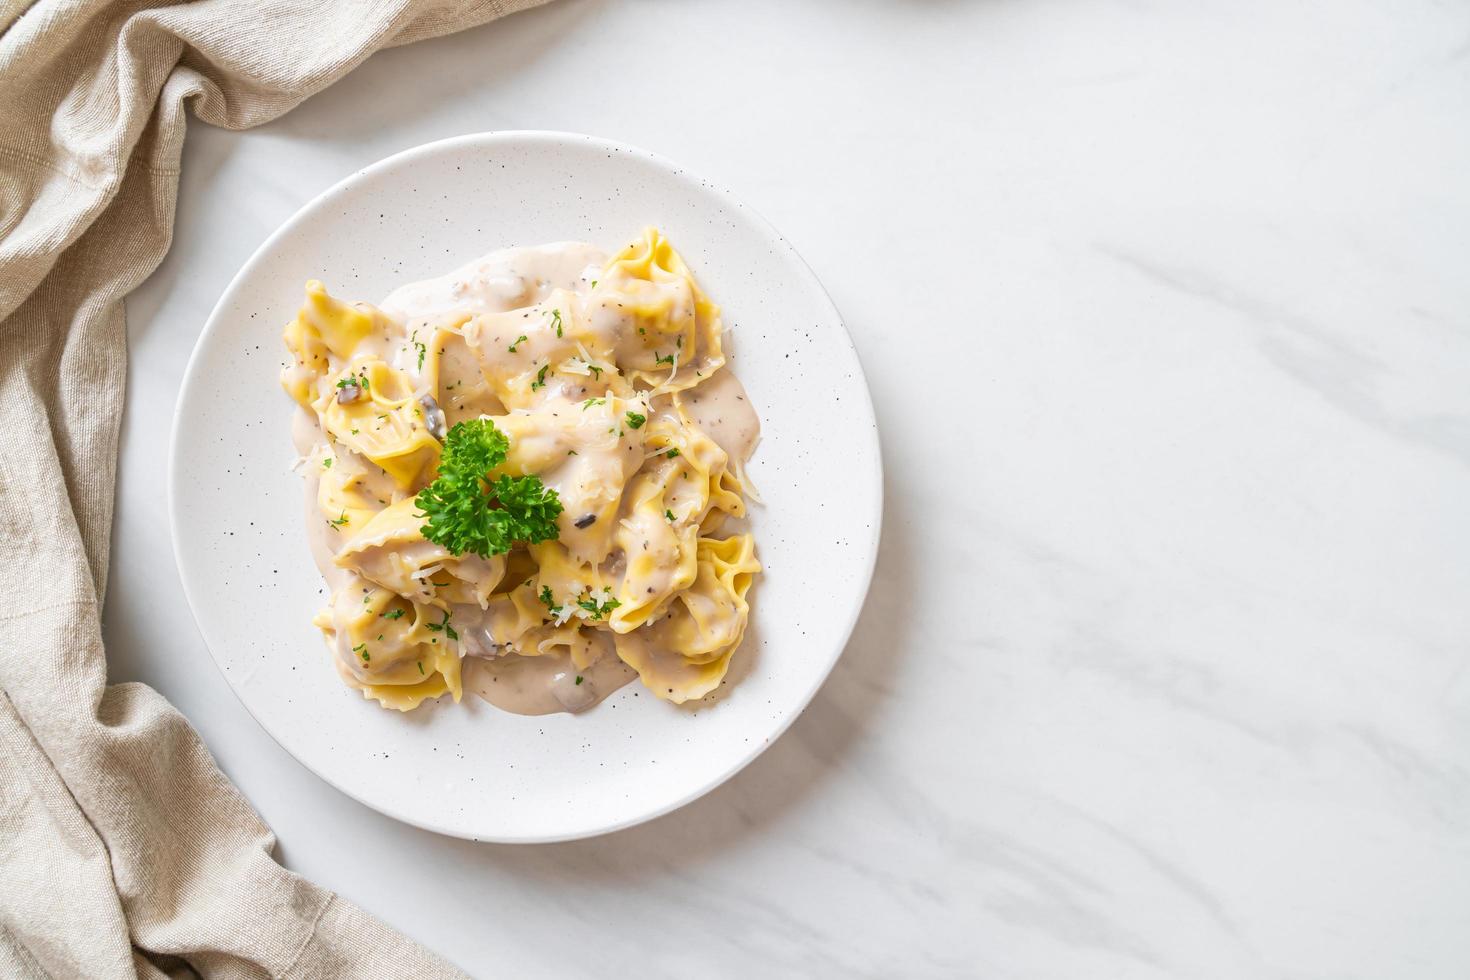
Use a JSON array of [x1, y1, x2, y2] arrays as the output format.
[[170, 131, 882, 842]]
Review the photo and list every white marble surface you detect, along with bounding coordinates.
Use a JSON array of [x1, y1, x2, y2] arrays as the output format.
[[106, 0, 1470, 976]]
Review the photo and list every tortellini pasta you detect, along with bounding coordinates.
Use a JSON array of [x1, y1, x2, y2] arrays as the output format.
[[282, 229, 760, 713]]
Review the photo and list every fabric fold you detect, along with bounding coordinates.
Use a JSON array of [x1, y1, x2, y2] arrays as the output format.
[[0, 1, 548, 975]]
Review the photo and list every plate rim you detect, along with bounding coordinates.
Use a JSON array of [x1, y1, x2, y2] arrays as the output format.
[[167, 129, 884, 842]]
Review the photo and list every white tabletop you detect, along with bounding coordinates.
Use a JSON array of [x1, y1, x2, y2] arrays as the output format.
[[109, 1, 1470, 976]]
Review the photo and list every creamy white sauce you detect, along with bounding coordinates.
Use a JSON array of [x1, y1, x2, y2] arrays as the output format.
[[294, 409, 349, 591], [679, 368, 760, 466], [465, 653, 637, 715], [379, 242, 605, 323]]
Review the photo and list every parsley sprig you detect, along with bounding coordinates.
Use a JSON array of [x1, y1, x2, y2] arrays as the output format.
[[415, 419, 563, 558]]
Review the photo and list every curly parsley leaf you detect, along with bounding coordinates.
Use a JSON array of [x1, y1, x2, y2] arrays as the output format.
[[624, 411, 646, 430], [415, 419, 563, 558]]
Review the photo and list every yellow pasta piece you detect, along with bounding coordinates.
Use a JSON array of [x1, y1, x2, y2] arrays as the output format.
[[335, 498, 505, 609], [613, 533, 759, 702], [599, 228, 725, 390], [609, 466, 696, 632], [510, 622, 612, 670], [479, 582, 550, 651], [315, 582, 462, 711], [422, 323, 503, 426], [281, 280, 379, 406], [316, 460, 384, 531], [321, 359, 441, 489], [529, 541, 604, 604]]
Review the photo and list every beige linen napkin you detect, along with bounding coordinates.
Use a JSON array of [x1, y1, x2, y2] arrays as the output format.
[[0, 2, 546, 976]]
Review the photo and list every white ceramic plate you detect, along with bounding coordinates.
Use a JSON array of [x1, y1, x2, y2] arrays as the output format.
[[170, 131, 881, 842]]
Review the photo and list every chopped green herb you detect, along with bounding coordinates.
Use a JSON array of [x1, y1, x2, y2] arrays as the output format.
[[587, 364, 603, 380], [415, 419, 563, 559], [508, 334, 528, 353], [538, 585, 562, 616], [575, 591, 622, 621], [414, 341, 427, 371], [590, 280, 598, 289], [655, 352, 675, 366], [353, 643, 369, 662], [550, 309, 563, 338], [665, 448, 680, 458], [567, 449, 578, 456], [624, 411, 646, 429], [425, 610, 458, 641], [582, 397, 605, 410], [330, 511, 349, 527], [665, 509, 675, 522], [530, 363, 549, 391], [350, 428, 359, 435], [322, 457, 333, 469], [380, 608, 405, 620], [575, 675, 584, 686], [417, 660, 425, 676]]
